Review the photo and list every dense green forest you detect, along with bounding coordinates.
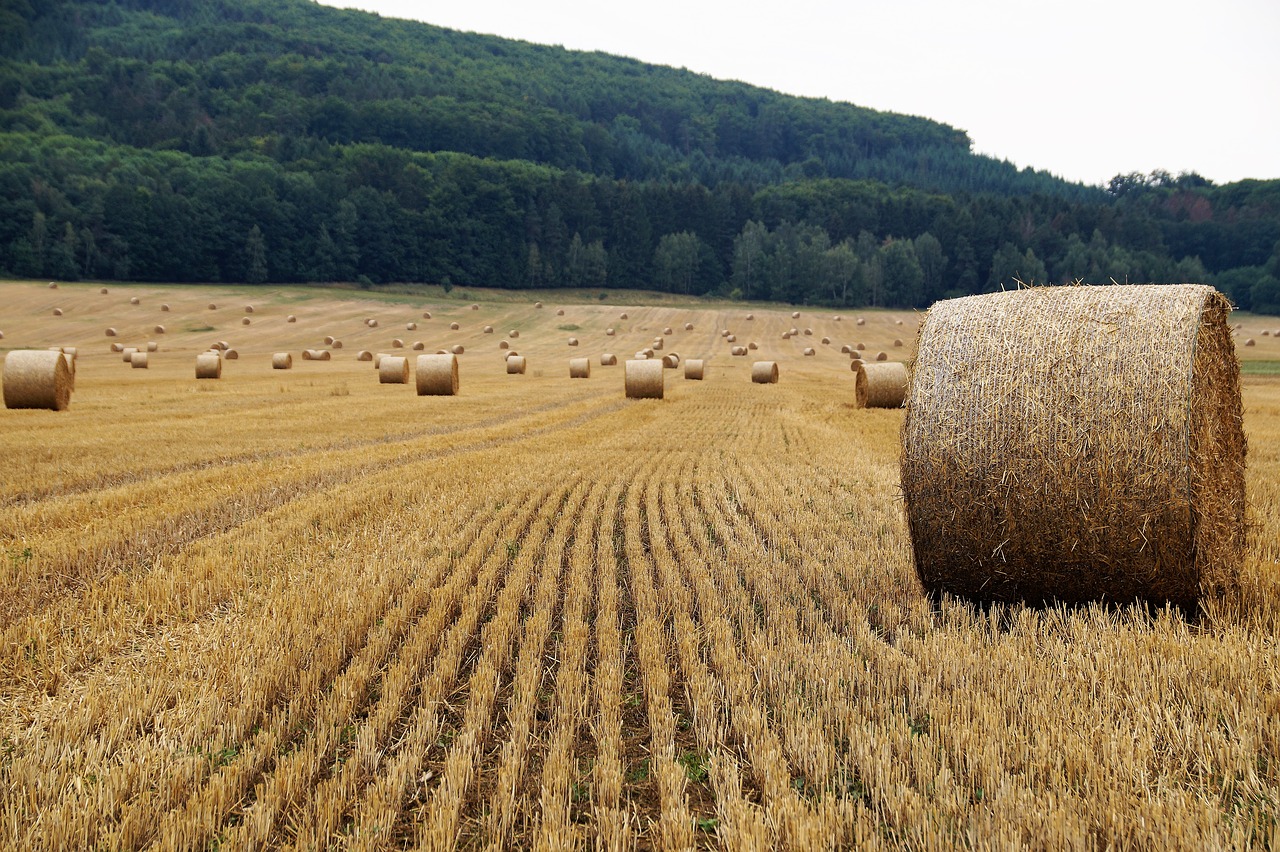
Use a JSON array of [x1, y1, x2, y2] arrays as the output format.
[[2, 0, 1279, 310]]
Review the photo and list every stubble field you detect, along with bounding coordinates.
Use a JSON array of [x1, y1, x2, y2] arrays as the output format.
[[1, 281, 1278, 850]]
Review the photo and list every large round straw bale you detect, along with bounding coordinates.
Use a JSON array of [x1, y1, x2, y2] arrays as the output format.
[[52, 308, 63, 316], [751, 361, 779, 384], [146, 341, 159, 352], [122, 347, 137, 362], [449, 344, 465, 356], [3, 351, 72, 410], [392, 338, 404, 348], [854, 361, 907, 408], [332, 340, 343, 349], [422, 311, 432, 319], [569, 357, 591, 378], [241, 317, 251, 325], [746, 313, 754, 320], [357, 350, 373, 362], [684, 359, 704, 380], [625, 359, 664, 399], [303, 348, 330, 361], [803, 347, 816, 356], [556, 309, 565, 316], [367, 319, 378, 328], [244, 305, 255, 314], [287, 315, 297, 323], [875, 351, 888, 361], [100, 288, 108, 294], [606, 327, 615, 336], [856, 317, 865, 325], [619, 312, 628, 320], [324, 336, 335, 345], [208, 303, 217, 310], [534, 301, 543, 308], [726, 334, 736, 343], [416, 353, 459, 395], [130, 296, 140, 305], [406, 322, 417, 331], [508, 329, 519, 338], [195, 352, 222, 379], [450, 322, 460, 331], [1244, 338, 1255, 346], [110, 342, 123, 352], [721, 329, 730, 338], [483, 325, 493, 334], [748, 342, 758, 350], [48, 281, 57, 289], [601, 353, 618, 366], [856, 342, 866, 350], [223, 349, 239, 360], [499, 340, 510, 350], [379, 355, 410, 384], [684, 322, 694, 331], [272, 352, 293, 369], [412, 341, 425, 350], [161, 303, 170, 312], [789, 327, 799, 336], [804, 328, 813, 336], [731, 345, 747, 356], [902, 284, 1245, 607], [662, 353, 679, 368], [781, 332, 791, 340], [663, 326, 673, 335], [821, 337, 831, 345], [651, 338, 663, 351], [893, 338, 903, 347], [470, 303, 479, 310], [130, 351, 148, 368], [154, 325, 166, 334], [105, 327, 117, 337], [791, 311, 800, 318], [568, 337, 579, 346]]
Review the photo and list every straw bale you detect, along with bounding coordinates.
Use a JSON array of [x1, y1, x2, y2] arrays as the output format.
[[154, 325, 166, 334], [379, 355, 410, 384], [896, 319, 904, 325], [834, 315, 842, 321], [0, 331, 4, 339], [652, 338, 663, 350], [161, 303, 170, 312], [625, 359, 664, 399], [748, 342, 758, 350], [216, 341, 230, 350], [450, 322, 460, 330], [146, 341, 159, 352], [789, 327, 799, 336], [568, 337, 579, 346], [241, 317, 251, 325], [684, 359, 705, 380], [416, 353, 459, 395], [569, 357, 591, 378], [272, 352, 293, 369], [130, 296, 140, 305], [52, 308, 63, 316], [498, 340, 510, 351], [875, 352, 888, 361], [642, 347, 654, 357], [507, 355, 527, 374], [504, 350, 519, 359], [781, 332, 791, 340], [208, 303, 217, 310], [1244, 338, 1255, 346], [422, 311, 432, 319], [634, 351, 649, 359], [357, 350, 373, 362], [483, 325, 493, 333], [557, 308, 565, 316], [535, 301, 543, 308], [804, 328, 813, 335], [470, 304, 479, 310], [803, 347, 816, 356], [792, 311, 800, 318], [100, 288, 108, 294], [721, 329, 730, 338], [244, 305, 255, 313], [367, 319, 378, 328], [901, 284, 1245, 607], [324, 336, 335, 345], [619, 312, 629, 319], [854, 361, 907, 408], [130, 351, 148, 368], [726, 334, 736, 343], [601, 353, 618, 366], [332, 340, 343, 349], [407, 322, 417, 331], [105, 327, 117, 337], [731, 346, 747, 356], [412, 341, 425, 350], [3, 351, 72, 410], [450, 345, 465, 355], [894, 339, 903, 347], [746, 313, 754, 320], [662, 353, 679, 368], [509, 330, 519, 338], [751, 361, 779, 383], [821, 337, 831, 344], [110, 343, 123, 352], [223, 349, 239, 360], [122, 347, 137, 362], [857, 317, 865, 325], [287, 315, 296, 323], [856, 343, 866, 350], [47, 282, 57, 289], [1264, 330, 1271, 336], [663, 327, 673, 335], [303, 349, 331, 361], [392, 338, 404, 348], [606, 328, 615, 336], [195, 352, 222, 379], [684, 322, 694, 331]]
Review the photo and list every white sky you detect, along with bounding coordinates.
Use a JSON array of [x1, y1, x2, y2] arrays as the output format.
[[316, 0, 1280, 187]]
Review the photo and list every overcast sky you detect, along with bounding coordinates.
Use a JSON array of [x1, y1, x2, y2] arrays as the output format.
[[316, 0, 1279, 187]]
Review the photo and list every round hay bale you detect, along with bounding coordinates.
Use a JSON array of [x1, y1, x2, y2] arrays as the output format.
[[52, 308, 63, 316], [642, 347, 655, 357], [1263, 330, 1271, 336], [834, 315, 842, 321], [244, 305, 255, 314], [379, 355, 410, 384], [287, 315, 296, 323], [208, 303, 217, 310], [821, 337, 831, 345], [161, 303, 170, 312], [663, 327, 673, 335], [895, 319, 904, 325], [508, 330, 519, 338], [154, 325, 166, 334], [506, 355, 527, 374], [272, 352, 293, 369], [751, 361, 779, 384], [634, 351, 649, 359], [535, 301, 543, 308], [499, 340, 510, 350], [569, 357, 591, 378], [746, 313, 754, 320], [606, 328, 615, 336], [412, 341, 425, 351], [901, 284, 1245, 607], [3, 351, 72, 410], [684, 322, 693, 331], [110, 342, 124, 352], [567, 337, 579, 346], [195, 352, 222, 379], [662, 353, 679, 368], [789, 328, 799, 336], [731, 345, 747, 356], [600, 353, 618, 366], [748, 342, 758, 351], [470, 304, 479, 311], [483, 325, 493, 334], [130, 351, 148, 369], [416, 353, 459, 395], [721, 330, 730, 338], [619, 312, 629, 320], [781, 332, 791, 340], [856, 343, 866, 351], [450, 322, 460, 331], [841, 345, 853, 354], [1244, 338, 1255, 346], [856, 317, 865, 325], [625, 359, 664, 399], [556, 309, 565, 316], [122, 347, 137, 362], [855, 361, 907, 408], [652, 338, 663, 351], [791, 311, 800, 319], [130, 296, 140, 305], [357, 350, 373, 362], [684, 359, 704, 380], [100, 288, 108, 295], [48, 282, 57, 289], [367, 319, 379, 328], [105, 327, 117, 337], [303, 348, 331, 361], [0, 331, 4, 340], [422, 311, 432, 319], [392, 338, 404, 348], [241, 317, 251, 326], [893, 338, 904, 347], [324, 336, 335, 345], [332, 340, 343, 349], [804, 328, 813, 336], [146, 341, 159, 352], [223, 349, 239, 360], [803, 347, 816, 356], [406, 322, 417, 331], [450, 345, 465, 355], [875, 352, 888, 361], [503, 350, 519, 359], [726, 334, 736, 343]]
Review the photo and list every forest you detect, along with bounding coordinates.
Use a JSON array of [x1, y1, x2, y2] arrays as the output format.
[[2, 0, 1279, 310]]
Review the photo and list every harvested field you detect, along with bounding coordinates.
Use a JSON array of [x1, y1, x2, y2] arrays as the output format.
[[0, 282, 1277, 850]]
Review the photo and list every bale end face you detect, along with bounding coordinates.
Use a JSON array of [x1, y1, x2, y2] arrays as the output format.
[[625, 359, 664, 399]]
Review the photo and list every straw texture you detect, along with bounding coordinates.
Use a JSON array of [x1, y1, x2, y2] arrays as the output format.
[[854, 362, 908, 408], [379, 355, 410, 384], [600, 354, 617, 366], [506, 356, 527, 374], [684, 359, 705, 380], [3, 351, 72, 410], [416, 353, 459, 395], [195, 352, 222, 379], [901, 284, 1246, 608], [273, 352, 293, 369], [130, 352, 148, 368], [751, 361, 779, 384], [625, 359, 664, 399], [569, 357, 591, 378]]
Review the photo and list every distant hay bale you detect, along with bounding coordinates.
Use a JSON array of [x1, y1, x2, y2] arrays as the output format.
[[556, 309, 565, 316], [568, 337, 579, 346], [154, 325, 166, 334], [0, 331, 4, 340], [272, 352, 293, 369], [841, 345, 852, 353], [392, 338, 404, 348], [324, 336, 335, 345], [357, 350, 373, 362], [48, 282, 57, 289], [3, 351, 72, 410], [451, 344, 465, 355], [367, 319, 378, 328], [662, 353, 679, 368], [100, 288, 108, 294], [821, 337, 831, 344], [652, 338, 663, 350], [161, 303, 170, 312], [684, 323, 693, 331], [1264, 330, 1271, 336], [875, 352, 888, 361], [721, 330, 730, 338], [506, 355, 527, 374], [619, 312, 629, 320], [663, 327, 673, 335], [725, 334, 736, 343], [856, 317, 865, 325], [606, 328, 615, 336], [332, 340, 343, 349], [731, 345, 747, 356], [751, 361, 779, 384], [791, 311, 800, 318], [110, 343, 124, 352], [52, 308, 63, 316], [470, 304, 479, 311], [803, 347, 816, 356], [130, 351, 148, 369], [407, 322, 417, 331], [535, 301, 543, 308], [781, 332, 791, 340], [122, 347, 137, 362], [287, 315, 296, 323], [856, 343, 866, 351], [509, 330, 519, 338], [302, 349, 331, 361], [634, 351, 649, 359], [450, 322, 460, 331], [601, 353, 618, 366], [416, 353, 459, 395], [503, 350, 519, 359], [893, 338, 904, 347], [146, 341, 158, 352], [1244, 338, 1255, 346], [499, 340, 510, 350], [901, 284, 1245, 608], [684, 359, 704, 380], [854, 361, 907, 409], [130, 296, 140, 305], [208, 303, 217, 310], [195, 352, 222, 379], [746, 313, 754, 320], [569, 357, 591, 378], [804, 328, 813, 336], [625, 359, 664, 399], [748, 342, 758, 350], [223, 349, 239, 360], [642, 347, 655, 357], [895, 319, 904, 325], [483, 325, 493, 333], [217, 341, 230, 350], [422, 311, 432, 319], [379, 355, 410, 384], [241, 317, 251, 325], [105, 327, 117, 337], [834, 315, 842, 321], [789, 328, 799, 336], [412, 341, 425, 350], [244, 305, 254, 313]]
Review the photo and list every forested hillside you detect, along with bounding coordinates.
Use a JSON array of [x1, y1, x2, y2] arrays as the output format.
[[2, 0, 1279, 309]]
